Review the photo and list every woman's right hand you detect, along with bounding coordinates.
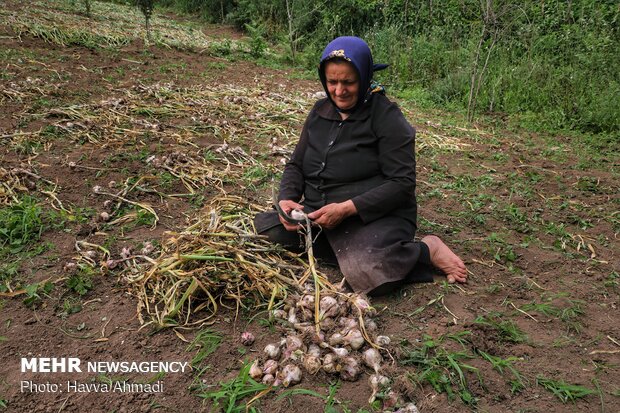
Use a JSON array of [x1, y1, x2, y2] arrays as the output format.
[[278, 200, 305, 231]]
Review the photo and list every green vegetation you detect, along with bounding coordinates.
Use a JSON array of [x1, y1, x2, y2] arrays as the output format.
[[195, 360, 269, 412], [154, 0, 619, 136], [401, 332, 480, 405], [187, 328, 222, 369], [66, 264, 95, 295], [0, 196, 45, 253], [536, 376, 596, 403], [473, 313, 528, 344]]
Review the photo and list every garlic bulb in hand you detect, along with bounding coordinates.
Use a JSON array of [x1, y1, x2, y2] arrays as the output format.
[[290, 209, 306, 221]]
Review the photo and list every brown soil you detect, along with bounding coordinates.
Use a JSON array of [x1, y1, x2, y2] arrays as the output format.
[[1, 3, 618, 413]]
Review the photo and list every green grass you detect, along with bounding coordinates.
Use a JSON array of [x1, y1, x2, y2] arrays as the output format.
[[477, 351, 526, 394], [66, 264, 95, 296], [473, 313, 528, 344], [520, 295, 585, 333], [187, 328, 222, 369], [401, 332, 480, 406], [536, 376, 596, 403], [194, 360, 269, 413], [0, 196, 45, 253]]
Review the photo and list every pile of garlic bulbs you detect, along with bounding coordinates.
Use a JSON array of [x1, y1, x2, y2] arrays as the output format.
[[244, 290, 420, 412]]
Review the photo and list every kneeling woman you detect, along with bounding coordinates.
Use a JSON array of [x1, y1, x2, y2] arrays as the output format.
[[254, 36, 467, 295]]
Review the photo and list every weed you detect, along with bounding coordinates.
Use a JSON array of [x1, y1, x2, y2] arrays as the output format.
[[503, 203, 531, 233], [536, 376, 596, 403], [604, 271, 619, 289], [195, 360, 269, 412], [0, 196, 45, 253], [401, 333, 480, 406], [66, 264, 95, 296], [242, 164, 276, 190], [186, 328, 222, 369], [61, 297, 83, 316], [22, 281, 54, 307], [0, 262, 19, 293], [576, 176, 600, 193], [477, 351, 526, 393], [473, 313, 528, 344], [520, 295, 585, 333], [485, 284, 502, 294]]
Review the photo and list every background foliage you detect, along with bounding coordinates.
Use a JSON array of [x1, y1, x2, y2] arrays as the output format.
[[151, 0, 619, 135]]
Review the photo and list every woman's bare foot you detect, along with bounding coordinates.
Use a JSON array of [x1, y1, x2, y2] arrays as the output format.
[[421, 235, 467, 284]]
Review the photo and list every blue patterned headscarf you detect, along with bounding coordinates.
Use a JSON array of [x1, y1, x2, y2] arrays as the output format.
[[318, 36, 388, 113]]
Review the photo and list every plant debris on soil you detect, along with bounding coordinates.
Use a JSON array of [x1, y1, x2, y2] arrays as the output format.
[[0, 1, 618, 412]]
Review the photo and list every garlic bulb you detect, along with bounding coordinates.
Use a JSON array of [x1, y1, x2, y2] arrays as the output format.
[[394, 403, 420, 413], [322, 353, 337, 374], [363, 317, 378, 332], [270, 309, 286, 319], [263, 360, 278, 375], [343, 328, 365, 350], [249, 360, 262, 380], [287, 307, 298, 324], [303, 355, 321, 374], [290, 209, 306, 221], [262, 374, 275, 385], [382, 391, 404, 411], [297, 294, 315, 309], [283, 335, 305, 360], [368, 374, 390, 404], [339, 356, 360, 381], [84, 250, 97, 260], [264, 343, 281, 360], [240, 331, 255, 346], [330, 346, 349, 359], [307, 344, 321, 358], [329, 332, 344, 346], [338, 317, 358, 332], [319, 296, 339, 319], [375, 335, 391, 346], [319, 316, 335, 331], [279, 364, 302, 387], [286, 335, 304, 352], [362, 348, 383, 373]]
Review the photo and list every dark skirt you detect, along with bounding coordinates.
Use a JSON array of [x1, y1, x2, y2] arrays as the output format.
[[254, 210, 435, 295]]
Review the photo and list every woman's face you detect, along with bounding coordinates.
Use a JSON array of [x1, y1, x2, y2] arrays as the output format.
[[324, 61, 359, 111]]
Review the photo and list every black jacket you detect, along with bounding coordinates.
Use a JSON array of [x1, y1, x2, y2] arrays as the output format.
[[279, 94, 418, 228]]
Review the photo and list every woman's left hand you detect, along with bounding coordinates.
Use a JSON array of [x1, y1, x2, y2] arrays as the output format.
[[307, 200, 357, 229]]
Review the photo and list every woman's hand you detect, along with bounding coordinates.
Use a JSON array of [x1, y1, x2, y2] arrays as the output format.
[[278, 200, 305, 231], [307, 200, 357, 229]]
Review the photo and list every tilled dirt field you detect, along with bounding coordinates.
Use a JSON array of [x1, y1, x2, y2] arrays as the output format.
[[1, 1, 618, 412]]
